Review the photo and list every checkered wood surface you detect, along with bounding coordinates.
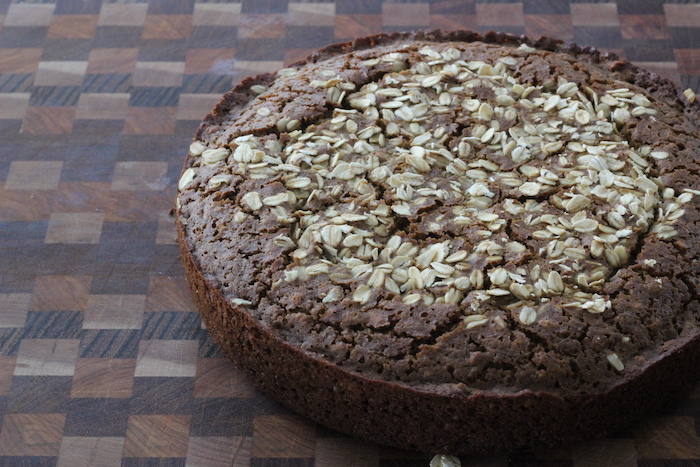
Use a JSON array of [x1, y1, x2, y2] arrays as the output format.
[[0, 0, 699, 465]]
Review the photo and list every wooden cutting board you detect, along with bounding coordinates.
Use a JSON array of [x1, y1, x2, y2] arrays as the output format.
[[0, 0, 699, 465]]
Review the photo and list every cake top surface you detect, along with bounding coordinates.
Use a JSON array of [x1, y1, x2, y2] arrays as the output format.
[[177, 31, 700, 395]]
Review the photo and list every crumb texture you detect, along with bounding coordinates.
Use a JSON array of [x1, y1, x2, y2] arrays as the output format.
[[178, 31, 700, 398]]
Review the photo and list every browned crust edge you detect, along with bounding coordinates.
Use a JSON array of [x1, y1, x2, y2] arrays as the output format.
[[178, 218, 700, 454], [178, 29, 700, 454]]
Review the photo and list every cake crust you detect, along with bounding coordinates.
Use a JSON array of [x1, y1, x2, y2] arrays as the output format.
[[177, 30, 700, 454]]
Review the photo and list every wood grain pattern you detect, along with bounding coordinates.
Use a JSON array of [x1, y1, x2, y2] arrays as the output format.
[[252, 415, 316, 458], [0, 414, 66, 456], [0, 0, 699, 465], [70, 358, 136, 398], [30, 275, 92, 312], [123, 414, 191, 458]]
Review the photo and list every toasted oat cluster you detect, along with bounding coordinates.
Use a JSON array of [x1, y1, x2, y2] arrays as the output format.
[[178, 38, 698, 389]]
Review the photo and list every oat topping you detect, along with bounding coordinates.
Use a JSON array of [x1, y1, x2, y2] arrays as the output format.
[[606, 352, 625, 372], [181, 43, 694, 336], [430, 454, 461, 467]]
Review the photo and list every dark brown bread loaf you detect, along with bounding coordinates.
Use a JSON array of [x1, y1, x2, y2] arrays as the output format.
[[176, 30, 700, 454]]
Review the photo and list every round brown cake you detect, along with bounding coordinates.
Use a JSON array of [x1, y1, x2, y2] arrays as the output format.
[[176, 30, 700, 454]]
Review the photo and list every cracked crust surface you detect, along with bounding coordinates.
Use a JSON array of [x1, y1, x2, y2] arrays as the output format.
[[177, 30, 700, 454]]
